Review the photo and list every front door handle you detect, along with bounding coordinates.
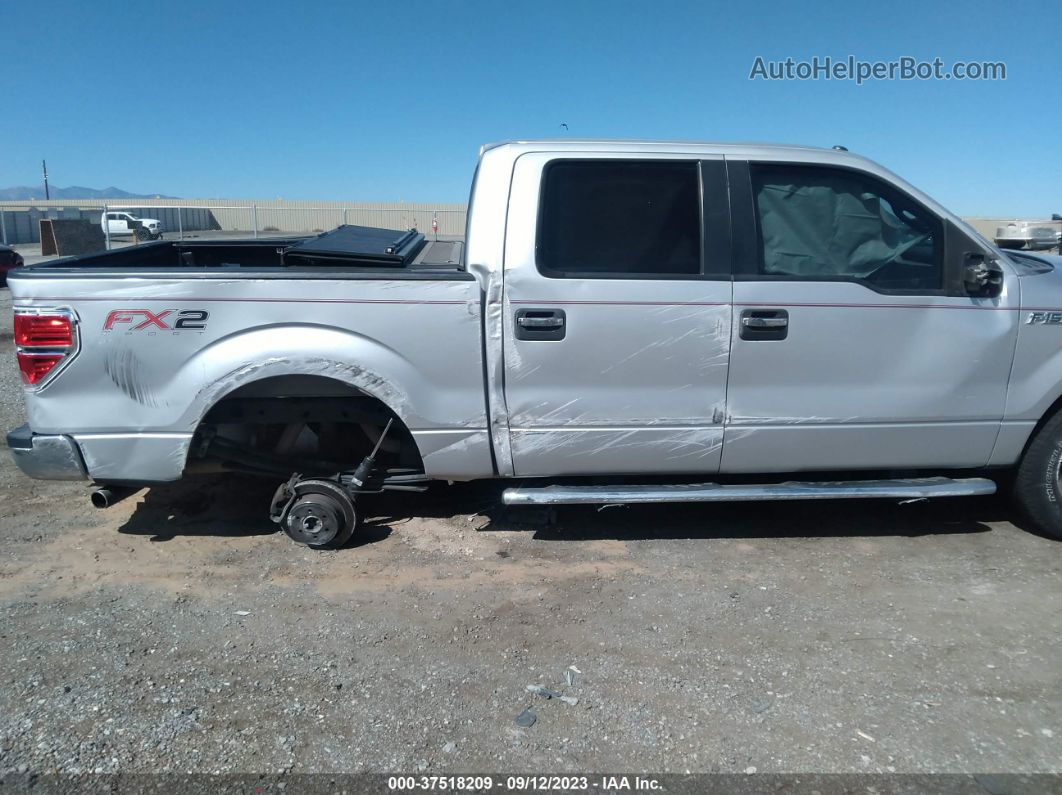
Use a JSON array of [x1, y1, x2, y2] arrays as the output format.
[[739, 308, 789, 340], [515, 308, 566, 341], [742, 316, 788, 328]]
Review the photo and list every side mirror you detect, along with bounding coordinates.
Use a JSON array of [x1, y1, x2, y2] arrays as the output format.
[[963, 252, 1004, 298]]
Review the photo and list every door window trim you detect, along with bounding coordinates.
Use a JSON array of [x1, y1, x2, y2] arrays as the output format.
[[727, 159, 950, 297], [532, 157, 732, 281]]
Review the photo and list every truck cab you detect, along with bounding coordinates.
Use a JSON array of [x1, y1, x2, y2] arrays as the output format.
[[470, 141, 1016, 478]]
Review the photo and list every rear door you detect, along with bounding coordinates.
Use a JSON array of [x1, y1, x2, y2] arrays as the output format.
[[106, 213, 128, 234], [721, 159, 1018, 472], [501, 153, 733, 476]]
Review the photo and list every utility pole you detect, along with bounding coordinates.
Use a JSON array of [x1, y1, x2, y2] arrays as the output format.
[[42, 159, 50, 200]]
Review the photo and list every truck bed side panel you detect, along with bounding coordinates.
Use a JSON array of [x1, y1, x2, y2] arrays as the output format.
[[10, 274, 492, 481]]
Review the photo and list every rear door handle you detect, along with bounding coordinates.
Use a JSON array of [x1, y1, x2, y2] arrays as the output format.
[[739, 308, 788, 340], [742, 316, 788, 328], [518, 316, 564, 328], [515, 308, 566, 341]]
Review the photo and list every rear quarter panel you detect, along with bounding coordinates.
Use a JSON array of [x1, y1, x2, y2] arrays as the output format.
[[9, 274, 492, 480]]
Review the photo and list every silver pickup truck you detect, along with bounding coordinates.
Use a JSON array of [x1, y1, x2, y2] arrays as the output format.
[[9, 140, 1062, 548]]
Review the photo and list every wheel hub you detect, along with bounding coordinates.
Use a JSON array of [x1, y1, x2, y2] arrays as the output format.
[[275, 479, 358, 549], [286, 494, 344, 545]]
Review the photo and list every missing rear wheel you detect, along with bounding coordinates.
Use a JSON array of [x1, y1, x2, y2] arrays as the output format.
[[279, 479, 358, 549]]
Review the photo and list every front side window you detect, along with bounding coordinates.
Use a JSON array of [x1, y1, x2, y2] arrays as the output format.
[[750, 164, 943, 292], [537, 160, 700, 278]]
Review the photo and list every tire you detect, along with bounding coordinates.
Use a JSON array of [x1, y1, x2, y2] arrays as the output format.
[[1013, 409, 1062, 539]]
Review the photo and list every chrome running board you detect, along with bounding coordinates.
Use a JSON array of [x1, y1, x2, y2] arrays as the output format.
[[502, 477, 996, 506]]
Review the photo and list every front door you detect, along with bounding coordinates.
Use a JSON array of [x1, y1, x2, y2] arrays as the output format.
[[501, 153, 733, 476], [722, 159, 1018, 473]]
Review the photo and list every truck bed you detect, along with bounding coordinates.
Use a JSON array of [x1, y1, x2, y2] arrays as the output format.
[[8, 223, 489, 484], [17, 225, 466, 278]]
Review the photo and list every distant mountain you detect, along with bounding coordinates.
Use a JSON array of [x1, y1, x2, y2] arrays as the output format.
[[0, 185, 177, 200]]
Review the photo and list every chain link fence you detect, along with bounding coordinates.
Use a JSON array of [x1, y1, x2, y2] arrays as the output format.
[[0, 201, 467, 247]]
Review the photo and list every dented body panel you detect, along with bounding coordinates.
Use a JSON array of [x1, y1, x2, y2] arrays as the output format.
[[722, 280, 1020, 472], [10, 274, 491, 481], [9, 140, 1062, 488], [501, 151, 731, 476]]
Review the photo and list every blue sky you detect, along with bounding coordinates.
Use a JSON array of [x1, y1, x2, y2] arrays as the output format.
[[3, 0, 1059, 214]]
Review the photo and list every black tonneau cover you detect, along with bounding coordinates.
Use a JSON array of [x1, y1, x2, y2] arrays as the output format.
[[14, 224, 466, 277], [285, 225, 426, 267]]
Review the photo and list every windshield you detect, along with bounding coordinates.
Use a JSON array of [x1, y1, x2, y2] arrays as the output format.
[[1004, 249, 1055, 275]]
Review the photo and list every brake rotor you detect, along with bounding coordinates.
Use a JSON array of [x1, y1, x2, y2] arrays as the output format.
[[281, 479, 357, 548]]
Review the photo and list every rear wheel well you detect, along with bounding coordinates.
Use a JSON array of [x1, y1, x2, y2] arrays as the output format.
[[188, 375, 423, 477]]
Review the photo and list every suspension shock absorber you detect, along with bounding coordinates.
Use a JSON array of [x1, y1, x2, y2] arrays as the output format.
[[350, 418, 394, 489]]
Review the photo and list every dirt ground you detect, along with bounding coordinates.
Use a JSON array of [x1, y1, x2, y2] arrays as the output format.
[[0, 290, 1059, 777]]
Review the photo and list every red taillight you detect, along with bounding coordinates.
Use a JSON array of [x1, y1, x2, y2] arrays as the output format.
[[17, 354, 65, 385], [14, 311, 77, 388], [14, 315, 73, 347]]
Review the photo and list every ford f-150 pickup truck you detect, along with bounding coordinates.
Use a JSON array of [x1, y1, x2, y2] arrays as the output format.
[[9, 140, 1062, 548]]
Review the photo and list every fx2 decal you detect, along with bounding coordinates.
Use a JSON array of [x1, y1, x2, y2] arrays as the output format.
[[103, 309, 210, 332]]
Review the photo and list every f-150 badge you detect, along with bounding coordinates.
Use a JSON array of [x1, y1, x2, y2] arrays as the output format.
[[1026, 312, 1062, 325]]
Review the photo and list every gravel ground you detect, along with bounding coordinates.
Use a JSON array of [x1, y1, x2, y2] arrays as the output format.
[[0, 288, 1059, 779]]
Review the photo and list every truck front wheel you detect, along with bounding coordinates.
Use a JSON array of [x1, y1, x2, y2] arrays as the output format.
[[1013, 410, 1062, 539]]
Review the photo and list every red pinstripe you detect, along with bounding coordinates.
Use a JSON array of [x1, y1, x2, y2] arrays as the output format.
[[28, 297, 1053, 312], [35, 297, 467, 305], [510, 299, 1025, 311]]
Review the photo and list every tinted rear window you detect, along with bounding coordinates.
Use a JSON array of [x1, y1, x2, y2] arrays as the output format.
[[537, 160, 700, 278]]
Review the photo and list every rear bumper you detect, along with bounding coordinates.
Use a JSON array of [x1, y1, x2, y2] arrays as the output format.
[[6, 424, 88, 481]]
